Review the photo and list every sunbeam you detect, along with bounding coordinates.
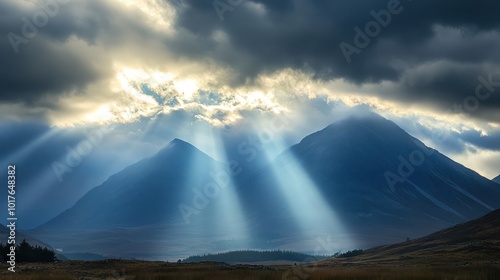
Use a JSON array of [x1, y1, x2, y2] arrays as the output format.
[[248, 118, 356, 252], [207, 128, 250, 250], [175, 124, 251, 252], [1, 128, 61, 166]]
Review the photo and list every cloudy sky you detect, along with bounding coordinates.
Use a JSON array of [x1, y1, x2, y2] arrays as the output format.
[[1, 0, 500, 228]]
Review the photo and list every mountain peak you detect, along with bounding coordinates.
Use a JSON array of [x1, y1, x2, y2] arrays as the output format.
[[166, 138, 196, 150], [328, 111, 396, 130], [296, 111, 406, 150], [151, 138, 215, 165], [342, 111, 386, 121], [146, 138, 200, 162], [171, 137, 186, 143], [170, 137, 191, 145]]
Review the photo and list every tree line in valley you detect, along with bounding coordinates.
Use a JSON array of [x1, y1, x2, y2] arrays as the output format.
[[182, 249, 330, 263], [0, 239, 56, 262]]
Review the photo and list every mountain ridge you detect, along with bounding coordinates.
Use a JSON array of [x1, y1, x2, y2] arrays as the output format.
[[37, 138, 225, 230], [31, 113, 500, 259], [279, 114, 498, 218], [321, 208, 500, 266]]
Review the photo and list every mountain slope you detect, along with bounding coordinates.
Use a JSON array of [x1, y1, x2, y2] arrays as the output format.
[[38, 138, 226, 230], [264, 114, 500, 234], [494, 175, 500, 184], [323, 208, 500, 266], [32, 138, 254, 259]]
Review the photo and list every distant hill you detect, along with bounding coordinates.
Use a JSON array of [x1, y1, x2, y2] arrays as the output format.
[[183, 250, 327, 263], [63, 253, 108, 261], [323, 208, 500, 266]]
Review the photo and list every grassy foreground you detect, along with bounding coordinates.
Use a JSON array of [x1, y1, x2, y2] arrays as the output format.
[[0, 260, 499, 280]]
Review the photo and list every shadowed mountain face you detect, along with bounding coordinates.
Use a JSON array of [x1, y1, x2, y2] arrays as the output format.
[[267, 114, 500, 237], [31, 114, 500, 260], [494, 175, 500, 184], [33, 139, 253, 259], [38, 139, 226, 230]]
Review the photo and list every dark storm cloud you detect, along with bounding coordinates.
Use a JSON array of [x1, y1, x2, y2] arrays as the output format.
[[392, 115, 500, 155], [176, 0, 402, 83], [394, 62, 500, 120], [0, 1, 112, 105], [0, 0, 142, 105], [174, 0, 500, 120], [459, 129, 500, 151], [2, 0, 500, 123], [391, 117, 467, 154], [176, 0, 500, 79]]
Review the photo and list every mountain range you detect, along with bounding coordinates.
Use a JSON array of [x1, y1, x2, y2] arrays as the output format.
[[29, 113, 500, 260]]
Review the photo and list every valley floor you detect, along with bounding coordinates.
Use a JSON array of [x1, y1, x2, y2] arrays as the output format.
[[0, 259, 499, 280]]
